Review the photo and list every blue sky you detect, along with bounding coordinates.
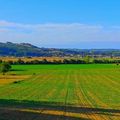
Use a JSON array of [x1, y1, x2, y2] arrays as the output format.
[[0, 0, 120, 48]]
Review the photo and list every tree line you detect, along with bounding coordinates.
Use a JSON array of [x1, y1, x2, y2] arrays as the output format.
[[0, 57, 120, 65], [0, 56, 120, 74]]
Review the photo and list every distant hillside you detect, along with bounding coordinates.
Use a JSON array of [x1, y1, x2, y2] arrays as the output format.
[[0, 42, 120, 57], [0, 42, 63, 57]]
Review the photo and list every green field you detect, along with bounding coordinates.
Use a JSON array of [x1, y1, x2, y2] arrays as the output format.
[[0, 64, 120, 120]]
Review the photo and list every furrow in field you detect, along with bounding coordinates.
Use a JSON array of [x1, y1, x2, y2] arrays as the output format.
[[0, 71, 55, 100], [34, 70, 70, 118], [74, 70, 93, 119], [80, 74, 108, 120], [87, 92, 115, 120], [104, 73, 120, 86], [0, 75, 38, 98], [63, 70, 101, 120], [95, 71, 120, 92], [89, 73, 120, 109], [81, 72, 120, 120], [19, 71, 57, 101], [85, 73, 113, 120]]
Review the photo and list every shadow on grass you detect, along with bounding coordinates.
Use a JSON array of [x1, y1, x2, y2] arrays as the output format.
[[0, 99, 120, 120], [11, 69, 27, 72]]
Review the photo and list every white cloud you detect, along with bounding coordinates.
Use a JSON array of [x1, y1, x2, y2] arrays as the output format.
[[0, 20, 120, 48]]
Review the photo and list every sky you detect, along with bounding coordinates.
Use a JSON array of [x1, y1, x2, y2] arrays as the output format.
[[0, 0, 120, 48]]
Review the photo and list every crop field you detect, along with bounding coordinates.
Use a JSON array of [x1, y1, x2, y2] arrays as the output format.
[[0, 64, 120, 120]]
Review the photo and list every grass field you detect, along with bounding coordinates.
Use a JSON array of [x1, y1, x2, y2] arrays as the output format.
[[0, 64, 120, 120]]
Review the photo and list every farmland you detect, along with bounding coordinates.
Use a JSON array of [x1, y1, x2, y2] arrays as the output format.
[[0, 64, 120, 120]]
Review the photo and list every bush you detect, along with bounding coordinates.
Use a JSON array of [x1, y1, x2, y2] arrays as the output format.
[[0, 62, 11, 75]]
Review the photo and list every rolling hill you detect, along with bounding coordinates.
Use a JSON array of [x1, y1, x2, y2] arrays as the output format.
[[0, 42, 120, 57]]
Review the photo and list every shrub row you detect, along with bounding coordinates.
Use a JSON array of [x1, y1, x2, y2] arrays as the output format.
[[0, 58, 120, 65]]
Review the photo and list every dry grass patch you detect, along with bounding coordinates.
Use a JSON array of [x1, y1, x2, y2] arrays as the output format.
[[0, 75, 30, 85]]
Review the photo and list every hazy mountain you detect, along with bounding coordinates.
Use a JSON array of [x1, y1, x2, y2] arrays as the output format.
[[0, 42, 120, 57]]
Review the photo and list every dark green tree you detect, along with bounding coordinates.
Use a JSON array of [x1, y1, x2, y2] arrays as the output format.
[[0, 62, 11, 75]]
